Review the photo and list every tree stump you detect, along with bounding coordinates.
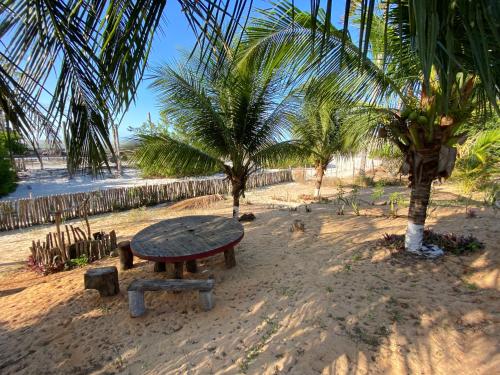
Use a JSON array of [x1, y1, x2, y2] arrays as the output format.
[[118, 241, 133, 270], [186, 259, 197, 273], [84, 267, 119, 297], [154, 262, 166, 272], [224, 248, 236, 268]]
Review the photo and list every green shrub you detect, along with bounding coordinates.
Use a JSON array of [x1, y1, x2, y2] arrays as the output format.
[[67, 254, 89, 268], [0, 142, 17, 197]]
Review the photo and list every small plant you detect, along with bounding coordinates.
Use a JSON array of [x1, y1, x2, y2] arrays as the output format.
[[388, 192, 403, 217], [27, 255, 64, 275], [240, 317, 280, 373], [482, 183, 499, 208], [371, 182, 385, 204], [68, 254, 89, 268], [463, 280, 478, 291], [354, 175, 375, 187], [336, 184, 346, 215], [349, 187, 361, 216]]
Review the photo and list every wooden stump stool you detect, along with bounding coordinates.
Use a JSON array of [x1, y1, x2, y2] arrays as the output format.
[[118, 241, 133, 270], [84, 267, 119, 297]]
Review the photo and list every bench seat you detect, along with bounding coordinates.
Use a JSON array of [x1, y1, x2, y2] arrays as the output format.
[[127, 279, 214, 317]]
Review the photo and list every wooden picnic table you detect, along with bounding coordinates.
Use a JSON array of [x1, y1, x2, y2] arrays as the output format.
[[130, 215, 244, 278]]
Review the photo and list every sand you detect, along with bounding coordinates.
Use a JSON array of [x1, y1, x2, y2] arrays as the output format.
[[0, 178, 498, 374]]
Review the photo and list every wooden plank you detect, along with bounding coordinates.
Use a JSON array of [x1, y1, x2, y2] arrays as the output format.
[[128, 278, 214, 292]]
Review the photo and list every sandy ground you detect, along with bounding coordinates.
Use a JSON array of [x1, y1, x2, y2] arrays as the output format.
[[0, 178, 498, 374]]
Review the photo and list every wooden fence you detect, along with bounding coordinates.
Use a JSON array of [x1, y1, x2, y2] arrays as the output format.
[[0, 170, 292, 231]]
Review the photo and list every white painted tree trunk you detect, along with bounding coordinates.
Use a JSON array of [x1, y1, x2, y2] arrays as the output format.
[[405, 222, 424, 252], [314, 188, 320, 198]]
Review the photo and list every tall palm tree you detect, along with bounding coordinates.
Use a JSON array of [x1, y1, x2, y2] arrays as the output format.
[[245, 1, 499, 256], [290, 97, 358, 199], [134, 48, 300, 218]]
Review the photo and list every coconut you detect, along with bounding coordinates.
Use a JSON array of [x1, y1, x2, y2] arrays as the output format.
[[408, 111, 418, 121], [417, 115, 428, 125], [400, 108, 411, 119]]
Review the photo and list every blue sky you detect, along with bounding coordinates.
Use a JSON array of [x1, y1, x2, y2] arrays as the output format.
[[120, 0, 350, 139]]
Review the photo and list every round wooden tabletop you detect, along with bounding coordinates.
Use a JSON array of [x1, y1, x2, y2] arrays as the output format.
[[130, 215, 244, 262]]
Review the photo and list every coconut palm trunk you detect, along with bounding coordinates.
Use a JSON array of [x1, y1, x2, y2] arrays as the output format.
[[405, 179, 433, 251], [404, 148, 440, 252], [231, 177, 243, 219], [314, 165, 325, 199]]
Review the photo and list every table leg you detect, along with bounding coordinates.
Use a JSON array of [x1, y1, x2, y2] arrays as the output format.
[[154, 262, 166, 272], [224, 248, 236, 268], [174, 262, 184, 279], [186, 259, 197, 273]]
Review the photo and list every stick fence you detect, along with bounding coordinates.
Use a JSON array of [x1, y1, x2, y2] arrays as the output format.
[[0, 170, 292, 231]]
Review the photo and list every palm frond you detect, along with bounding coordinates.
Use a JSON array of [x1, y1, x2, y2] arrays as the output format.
[[133, 133, 224, 175], [252, 140, 304, 169]]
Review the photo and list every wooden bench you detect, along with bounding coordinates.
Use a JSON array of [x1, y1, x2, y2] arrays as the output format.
[[127, 279, 215, 317]]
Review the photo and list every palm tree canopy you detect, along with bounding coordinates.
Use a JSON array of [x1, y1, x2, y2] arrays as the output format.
[[2, 0, 497, 172], [134, 46, 301, 179], [0, 0, 253, 173], [245, 1, 499, 113], [290, 97, 360, 168]]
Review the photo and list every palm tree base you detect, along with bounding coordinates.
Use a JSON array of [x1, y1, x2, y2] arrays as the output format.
[[405, 222, 424, 251], [314, 188, 320, 198], [405, 222, 444, 258], [406, 244, 444, 259], [232, 206, 240, 219]]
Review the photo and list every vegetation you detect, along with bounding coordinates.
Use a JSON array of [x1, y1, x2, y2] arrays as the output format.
[[380, 230, 484, 256], [0, 141, 16, 196], [129, 116, 218, 178], [0, 131, 26, 197], [454, 128, 500, 206], [290, 96, 359, 199], [134, 47, 300, 217], [246, 1, 499, 254]]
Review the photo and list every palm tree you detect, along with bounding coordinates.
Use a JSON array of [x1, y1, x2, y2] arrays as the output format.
[[290, 97, 358, 199], [0, 0, 254, 173], [245, 1, 499, 256], [134, 48, 300, 218]]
